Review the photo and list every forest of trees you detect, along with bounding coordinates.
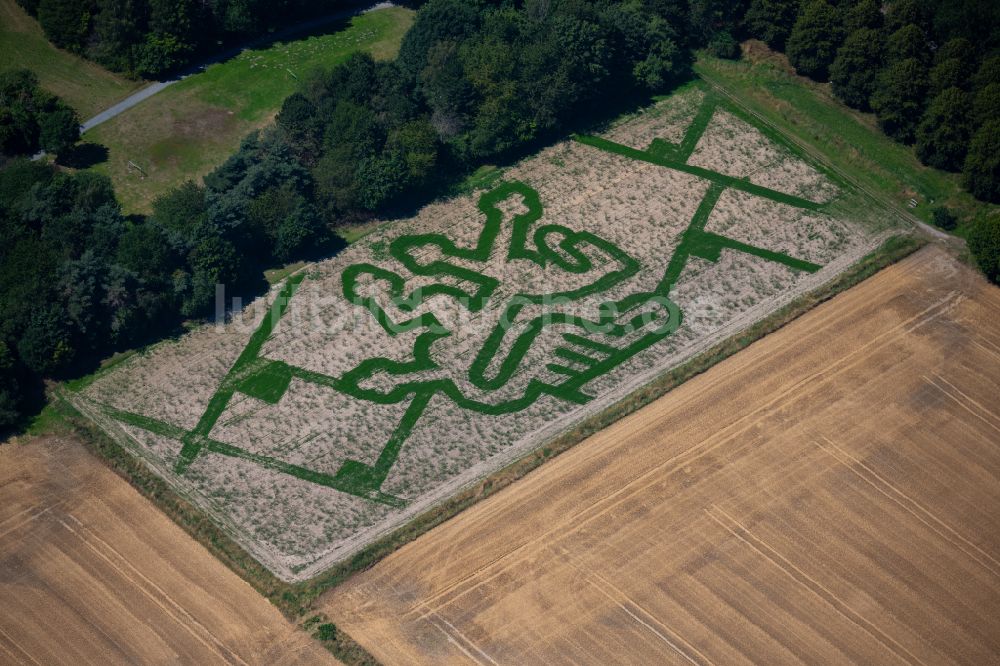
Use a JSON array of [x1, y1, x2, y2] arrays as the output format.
[[17, 0, 369, 77]]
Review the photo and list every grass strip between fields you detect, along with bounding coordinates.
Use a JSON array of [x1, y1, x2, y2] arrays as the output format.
[[52, 231, 924, 666]]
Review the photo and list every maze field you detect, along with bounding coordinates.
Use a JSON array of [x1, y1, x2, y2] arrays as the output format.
[[69, 83, 897, 580]]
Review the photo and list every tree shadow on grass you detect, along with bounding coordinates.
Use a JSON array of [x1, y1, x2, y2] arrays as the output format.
[[57, 143, 109, 169]]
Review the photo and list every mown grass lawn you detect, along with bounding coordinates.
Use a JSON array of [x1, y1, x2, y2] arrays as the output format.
[[696, 45, 999, 237], [0, 0, 142, 118], [85, 6, 414, 215]]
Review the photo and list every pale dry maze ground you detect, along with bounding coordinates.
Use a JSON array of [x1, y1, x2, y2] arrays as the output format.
[[323, 247, 1000, 665], [70, 86, 894, 580], [0, 436, 339, 665]]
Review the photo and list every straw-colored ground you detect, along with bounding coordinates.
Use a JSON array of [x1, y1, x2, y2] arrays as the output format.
[[323, 246, 1000, 665], [70, 83, 897, 581], [0, 436, 337, 665]]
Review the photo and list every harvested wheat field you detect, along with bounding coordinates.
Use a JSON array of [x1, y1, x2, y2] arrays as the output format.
[[323, 245, 1000, 665], [0, 436, 337, 665]]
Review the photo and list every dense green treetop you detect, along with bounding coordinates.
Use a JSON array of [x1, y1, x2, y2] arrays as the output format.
[[786, 0, 844, 80], [916, 87, 973, 171], [0, 69, 79, 159], [743, 0, 800, 50], [870, 58, 929, 144], [964, 120, 1000, 204]]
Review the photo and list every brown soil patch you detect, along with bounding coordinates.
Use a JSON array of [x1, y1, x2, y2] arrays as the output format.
[[322, 246, 1000, 665], [0, 436, 338, 665]]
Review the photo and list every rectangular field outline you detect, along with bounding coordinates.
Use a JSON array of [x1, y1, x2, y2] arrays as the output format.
[[58, 78, 923, 613]]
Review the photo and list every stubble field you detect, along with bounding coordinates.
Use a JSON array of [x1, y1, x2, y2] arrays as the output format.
[[323, 246, 1000, 665], [0, 436, 337, 665], [69, 82, 898, 581]]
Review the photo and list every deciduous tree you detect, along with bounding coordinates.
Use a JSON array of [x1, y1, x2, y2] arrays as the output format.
[[870, 58, 929, 143], [38, 106, 79, 156], [886, 24, 930, 66], [916, 88, 972, 171], [830, 28, 883, 110], [963, 120, 1000, 203], [36, 0, 92, 52], [968, 215, 1000, 284], [842, 0, 881, 33], [972, 84, 1000, 126], [786, 0, 844, 81]]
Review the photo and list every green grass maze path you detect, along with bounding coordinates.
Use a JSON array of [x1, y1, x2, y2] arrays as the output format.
[[90, 93, 831, 506]]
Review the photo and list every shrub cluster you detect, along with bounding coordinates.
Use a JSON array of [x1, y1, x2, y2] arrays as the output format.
[[0, 69, 79, 158]]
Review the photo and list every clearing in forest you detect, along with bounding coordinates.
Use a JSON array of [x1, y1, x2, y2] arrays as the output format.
[[68, 81, 900, 580]]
